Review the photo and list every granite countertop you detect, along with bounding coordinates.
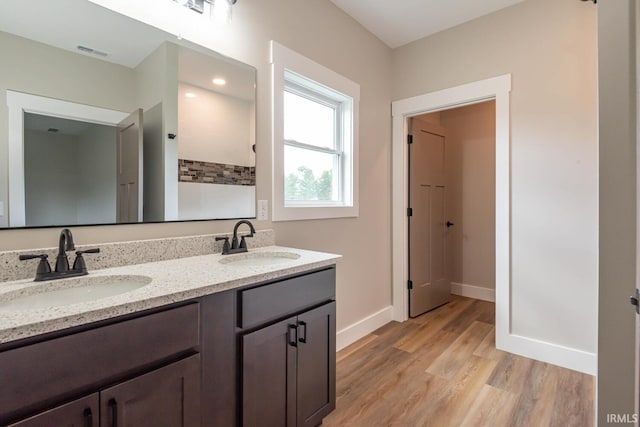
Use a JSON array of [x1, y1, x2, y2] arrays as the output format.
[[0, 246, 341, 344]]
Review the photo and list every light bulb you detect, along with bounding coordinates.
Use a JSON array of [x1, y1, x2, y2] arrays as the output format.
[[210, 0, 233, 23]]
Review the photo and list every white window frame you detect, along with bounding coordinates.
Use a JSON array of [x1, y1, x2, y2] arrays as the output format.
[[271, 41, 359, 221]]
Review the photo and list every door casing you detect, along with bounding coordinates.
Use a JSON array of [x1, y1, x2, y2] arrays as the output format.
[[391, 74, 510, 348]]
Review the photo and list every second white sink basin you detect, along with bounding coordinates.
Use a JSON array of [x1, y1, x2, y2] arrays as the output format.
[[219, 252, 301, 267], [0, 275, 152, 311]]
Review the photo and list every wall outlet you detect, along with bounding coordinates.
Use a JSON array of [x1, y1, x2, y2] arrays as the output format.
[[257, 200, 268, 221]]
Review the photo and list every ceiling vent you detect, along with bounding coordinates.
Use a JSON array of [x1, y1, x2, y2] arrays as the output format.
[[77, 45, 109, 57]]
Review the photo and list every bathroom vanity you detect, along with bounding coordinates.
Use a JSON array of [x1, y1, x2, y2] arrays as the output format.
[[0, 245, 339, 427]]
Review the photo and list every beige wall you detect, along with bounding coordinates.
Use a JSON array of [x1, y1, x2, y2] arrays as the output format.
[[598, 0, 637, 423], [441, 102, 495, 290], [2, 0, 393, 332], [394, 0, 598, 354], [419, 101, 496, 290]]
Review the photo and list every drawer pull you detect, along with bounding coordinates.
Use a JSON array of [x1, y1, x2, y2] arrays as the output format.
[[298, 321, 307, 343], [288, 324, 298, 347], [83, 407, 93, 427], [108, 399, 118, 427]]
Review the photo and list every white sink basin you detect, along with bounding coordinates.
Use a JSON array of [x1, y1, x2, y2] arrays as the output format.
[[0, 275, 152, 311], [219, 252, 301, 267]]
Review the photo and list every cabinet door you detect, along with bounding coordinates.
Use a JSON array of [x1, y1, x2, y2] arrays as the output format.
[[242, 317, 298, 427], [100, 355, 200, 427], [8, 394, 99, 427], [297, 302, 336, 427]]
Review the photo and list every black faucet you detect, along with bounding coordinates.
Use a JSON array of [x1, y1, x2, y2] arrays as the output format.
[[55, 228, 75, 272], [216, 220, 256, 255], [19, 229, 100, 281]]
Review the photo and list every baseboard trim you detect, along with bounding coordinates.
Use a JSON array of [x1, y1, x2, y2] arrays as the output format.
[[496, 332, 597, 375], [451, 282, 495, 302], [336, 306, 393, 352]]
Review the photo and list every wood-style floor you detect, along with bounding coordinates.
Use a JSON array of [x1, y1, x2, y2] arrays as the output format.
[[323, 295, 594, 427]]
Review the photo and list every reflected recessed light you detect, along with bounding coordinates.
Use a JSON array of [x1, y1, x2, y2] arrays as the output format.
[[212, 78, 227, 86], [185, 92, 197, 98]]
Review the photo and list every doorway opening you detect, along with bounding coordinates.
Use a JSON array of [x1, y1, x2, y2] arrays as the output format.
[[391, 74, 511, 349], [6, 90, 128, 227], [407, 101, 496, 318]]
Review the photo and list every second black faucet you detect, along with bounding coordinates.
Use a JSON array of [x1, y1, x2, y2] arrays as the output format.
[[216, 220, 256, 255]]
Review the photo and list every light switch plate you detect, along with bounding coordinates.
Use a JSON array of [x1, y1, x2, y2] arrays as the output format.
[[0, 201, 4, 217], [257, 200, 268, 221]]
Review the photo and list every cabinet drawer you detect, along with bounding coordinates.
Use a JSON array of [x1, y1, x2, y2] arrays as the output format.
[[239, 268, 335, 328], [0, 302, 199, 423]]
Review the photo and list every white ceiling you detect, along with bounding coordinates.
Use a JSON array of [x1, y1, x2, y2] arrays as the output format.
[[24, 113, 103, 136], [0, 0, 167, 68], [0, 0, 255, 100], [329, 0, 526, 48]]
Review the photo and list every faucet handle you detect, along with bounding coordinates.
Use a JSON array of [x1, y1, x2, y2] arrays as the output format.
[[215, 237, 231, 255], [76, 248, 100, 255], [19, 253, 49, 261], [19, 254, 52, 280], [239, 234, 254, 250], [72, 248, 100, 273]]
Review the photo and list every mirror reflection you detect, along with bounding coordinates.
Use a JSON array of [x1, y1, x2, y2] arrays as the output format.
[[0, 0, 256, 228]]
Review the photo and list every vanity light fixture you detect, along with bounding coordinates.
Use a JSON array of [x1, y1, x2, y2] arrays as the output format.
[[173, 0, 238, 22], [212, 77, 227, 86]]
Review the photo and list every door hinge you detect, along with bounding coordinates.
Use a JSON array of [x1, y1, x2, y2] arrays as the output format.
[[407, 280, 413, 290], [631, 288, 640, 314], [407, 134, 413, 144], [407, 207, 413, 217]]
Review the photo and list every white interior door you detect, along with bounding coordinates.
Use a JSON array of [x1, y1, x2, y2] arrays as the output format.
[[117, 109, 143, 223], [408, 125, 450, 317]]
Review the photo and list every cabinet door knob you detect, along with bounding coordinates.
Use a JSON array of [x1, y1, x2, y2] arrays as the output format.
[[288, 324, 298, 347], [298, 321, 307, 343]]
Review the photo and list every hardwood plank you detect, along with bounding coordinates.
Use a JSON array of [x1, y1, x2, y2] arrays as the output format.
[[472, 325, 505, 361], [324, 296, 595, 426], [327, 346, 412, 425], [509, 361, 560, 427], [486, 352, 536, 395], [336, 334, 378, 363], [442, 299, 494, 334], [460, 384, 519, 427], [549, 367, 595, 427], [426, 320, 493, 379], [393, 297, 474, 353], [336, 321, 417, 385], [408, 355, 498, 426]]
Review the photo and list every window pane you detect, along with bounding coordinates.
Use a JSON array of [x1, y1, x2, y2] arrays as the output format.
[[284, 145, 338, 202], [284, 90, 335, 149]]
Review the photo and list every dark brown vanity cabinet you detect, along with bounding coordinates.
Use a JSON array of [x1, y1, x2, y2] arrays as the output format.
[[7, 394, 99, 427], [1, 264, 337, 427], [242, 302, 336, 427], [8, 356, 200, 427], [0, 303, 201, 426], [99, 355, 201, 426], [237, 267, 337, 427]]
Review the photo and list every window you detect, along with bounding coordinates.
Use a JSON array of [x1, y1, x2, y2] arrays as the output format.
[[271, 41, 359, 221]]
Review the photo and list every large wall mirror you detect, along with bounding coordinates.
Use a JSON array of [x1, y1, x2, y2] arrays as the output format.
[[0, 0, 256, 229]]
